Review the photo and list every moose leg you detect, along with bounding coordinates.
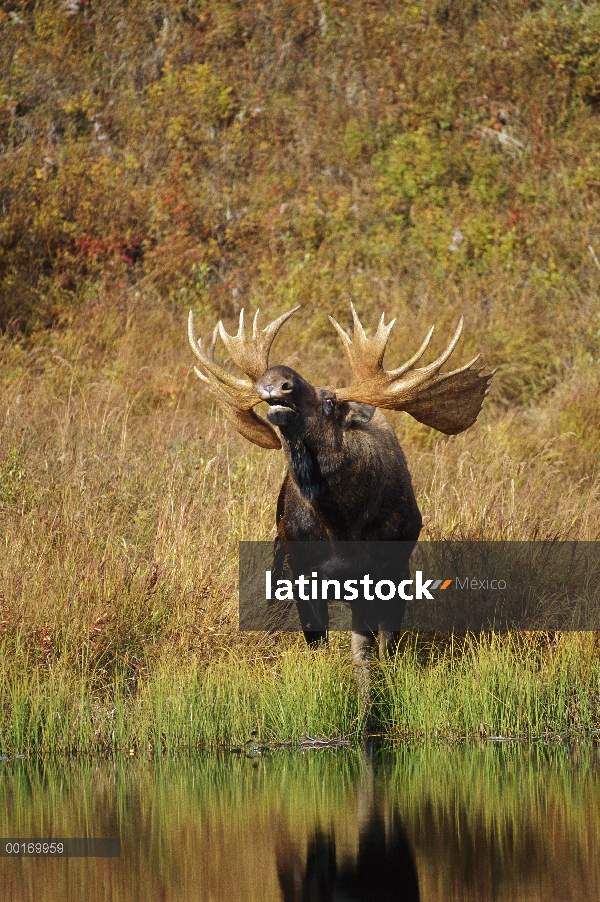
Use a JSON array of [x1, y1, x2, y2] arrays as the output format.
[[295, 595, 328, 647], [351, 630, 377, 732], [304, 629, 328, 646]]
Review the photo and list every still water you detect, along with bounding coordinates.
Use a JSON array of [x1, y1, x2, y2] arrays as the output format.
[[0, 744, 599, 901]]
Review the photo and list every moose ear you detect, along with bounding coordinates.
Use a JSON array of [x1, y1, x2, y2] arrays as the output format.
[[343, 401, 376, 428]]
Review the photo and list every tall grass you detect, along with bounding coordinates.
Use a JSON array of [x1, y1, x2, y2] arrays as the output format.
[[380, 632, 600, 741], [1, 302, 600, 754], [1, 632, 598, 756]]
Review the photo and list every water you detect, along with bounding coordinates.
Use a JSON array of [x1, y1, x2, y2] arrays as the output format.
[[0, 744, 599, 901]]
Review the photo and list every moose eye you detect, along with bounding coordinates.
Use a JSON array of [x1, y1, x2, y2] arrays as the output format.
[[323, 397, 335, 415]]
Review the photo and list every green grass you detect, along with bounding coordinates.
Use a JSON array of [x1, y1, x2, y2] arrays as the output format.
[[379, 632, 600, 741], [1, 634, 598, 757]]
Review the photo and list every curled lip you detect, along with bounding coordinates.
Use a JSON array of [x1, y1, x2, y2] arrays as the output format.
[[266, 398, 295, 412]]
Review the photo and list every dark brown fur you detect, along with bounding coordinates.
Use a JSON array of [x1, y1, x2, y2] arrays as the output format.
[[255, 365, 422, 650]]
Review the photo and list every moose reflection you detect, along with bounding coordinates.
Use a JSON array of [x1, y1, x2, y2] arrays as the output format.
[[275, 758, 419, 902]]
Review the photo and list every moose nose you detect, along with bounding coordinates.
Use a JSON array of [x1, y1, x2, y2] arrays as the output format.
[[254, 382, 279, 401], [256, 382, 275, 401], [256, 379, 294, 401]]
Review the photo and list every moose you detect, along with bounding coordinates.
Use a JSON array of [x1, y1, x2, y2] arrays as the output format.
[[188, 304, 493, 682]]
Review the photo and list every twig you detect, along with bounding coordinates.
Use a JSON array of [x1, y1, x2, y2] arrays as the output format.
[[587, 244, 600, 273]]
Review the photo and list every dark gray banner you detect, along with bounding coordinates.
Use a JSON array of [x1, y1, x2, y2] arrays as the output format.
[[239, 542, 600, 631]]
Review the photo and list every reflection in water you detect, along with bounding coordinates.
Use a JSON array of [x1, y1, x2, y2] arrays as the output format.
[[276, 752, 419, 902], [0, 745, 599, 901], [277, 820, 419, 902]]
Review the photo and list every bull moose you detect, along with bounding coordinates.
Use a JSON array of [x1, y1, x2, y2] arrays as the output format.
[[188, 304, 493, 681]]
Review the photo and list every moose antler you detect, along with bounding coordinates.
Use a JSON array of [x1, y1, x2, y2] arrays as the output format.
[[329, 304, 494, 435], [218, 306, 300, 381], [188, 306, 299, 449]]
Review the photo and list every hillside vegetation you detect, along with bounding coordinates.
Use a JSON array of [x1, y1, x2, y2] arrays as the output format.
[[1, 0, 600, 752]]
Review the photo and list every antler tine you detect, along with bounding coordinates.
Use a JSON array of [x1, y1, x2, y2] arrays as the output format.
[[350, 302, 369, 344], [252, 308, 260, 339], [262, 305, 301, 344], [188, 314, 226, 383], [439, 352, 481, 380], [387, 325, 435, 378], [191, 323, 219, 388], [209, 322, 219, 358], [414, 317, 464, 380], [237, 307, 245, 337], [351, 302, 395, 362], [329, 303, 397, 380], [218, 305, 300, 381], [329, 315, 352, 354]]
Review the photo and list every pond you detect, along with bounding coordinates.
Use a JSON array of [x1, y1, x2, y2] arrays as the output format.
[[1, 744, 599, 901]]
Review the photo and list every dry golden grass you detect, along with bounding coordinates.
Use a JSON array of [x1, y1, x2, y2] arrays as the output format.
[[0, 296, 598, 755]]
